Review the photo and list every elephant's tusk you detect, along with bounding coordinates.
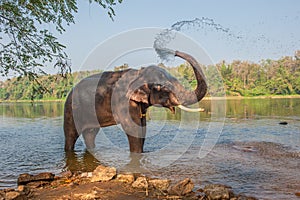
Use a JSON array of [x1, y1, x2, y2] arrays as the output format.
[[178, 105, 205, 112]]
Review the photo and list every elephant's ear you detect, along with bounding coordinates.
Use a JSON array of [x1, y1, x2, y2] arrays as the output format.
[[127, 83, 150, 104]]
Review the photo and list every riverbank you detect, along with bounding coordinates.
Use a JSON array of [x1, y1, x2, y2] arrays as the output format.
[[0, 99, 65, 103], [0, 165, 259, 200], [203, 94, 300, 100], [1, 95, 300, 103]]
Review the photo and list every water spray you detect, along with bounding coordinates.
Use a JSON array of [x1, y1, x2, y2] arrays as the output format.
[[153, 17, 241, 62]]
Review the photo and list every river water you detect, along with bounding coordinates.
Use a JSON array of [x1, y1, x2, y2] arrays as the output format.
[[0, 98, 299, 199]]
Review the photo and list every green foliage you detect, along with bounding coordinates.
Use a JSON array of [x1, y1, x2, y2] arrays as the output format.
[[0, 0, 122, 81], [216, 51, 300, 96], [165, 51, 299, 97], [0, 70, 101, 101]]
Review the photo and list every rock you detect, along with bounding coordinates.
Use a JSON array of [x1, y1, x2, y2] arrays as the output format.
[[279, 121, 288, 125], [80, 172, 93, 178], [59, 170, 73, 178], [17, 172, 55, 185], [149, 179, 170, 191], [26, 181, 50, 189], [235, 194, 258, 200], [91, 165, 116, 182], [203, 184, 234, 200], [56, 195, 72, 200], [5, 191, 26, 200], [116, 173, 135, 184], [132, 177, 148, 189], [17, 185, 30, 195], [0, 190, 6, 200], [295, 192, 300, 197], [168, 178, 194, 196], [87, 172, 93, 178], [17, 174, 32, 185], [2, 189, 14, 193], [73, 191, 98, 200], [238, 195, 258, 200]]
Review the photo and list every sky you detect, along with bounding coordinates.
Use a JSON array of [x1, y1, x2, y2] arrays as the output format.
[[3, 0, 299, 77], [54, 0, 300, 73]]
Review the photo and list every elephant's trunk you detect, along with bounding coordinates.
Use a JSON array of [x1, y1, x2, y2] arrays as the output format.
[[174, 50, 207, 105]]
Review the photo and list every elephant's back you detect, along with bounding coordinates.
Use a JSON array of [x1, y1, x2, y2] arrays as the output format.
[[69, 69, 136, 102], [78, 69, 133, 87]]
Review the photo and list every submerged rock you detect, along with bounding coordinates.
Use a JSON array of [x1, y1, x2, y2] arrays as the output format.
[[91, 165, 117, 182], [168, 178, 194, 196], [279, 121, 288, 125]]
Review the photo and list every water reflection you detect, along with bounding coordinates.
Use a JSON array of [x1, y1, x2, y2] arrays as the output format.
[[64, 150, 101, 173], [225, 98, 300, 119], [1, 98, 299, 120], [0, 102, 64, 118]]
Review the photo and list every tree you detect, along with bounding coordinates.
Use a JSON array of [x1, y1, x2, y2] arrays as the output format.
[[0, 0, 122, 81]]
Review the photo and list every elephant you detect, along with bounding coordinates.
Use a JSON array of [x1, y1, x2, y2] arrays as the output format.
[[63, 50, 207, 153]]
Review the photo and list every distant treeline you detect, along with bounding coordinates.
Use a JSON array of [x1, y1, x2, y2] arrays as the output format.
[[0, 51, 299, 101], [216, 51, 300, 96], [0, 71, 100, 101]]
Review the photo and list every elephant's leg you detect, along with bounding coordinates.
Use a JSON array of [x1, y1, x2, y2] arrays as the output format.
[[126, 132, 145, 153], [121, 120, 146, 153], [122, 104, 147, 153], [64, 113, 80, 151], [64, 129, 79, 151], [140, 116, 146, 149], [82, 128, 99, 150]]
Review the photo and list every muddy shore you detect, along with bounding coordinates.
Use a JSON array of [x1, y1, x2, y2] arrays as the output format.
[[0, 164, 262, 200]]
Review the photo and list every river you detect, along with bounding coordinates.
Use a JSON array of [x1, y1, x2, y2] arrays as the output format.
[[0, 98, 299, 199]]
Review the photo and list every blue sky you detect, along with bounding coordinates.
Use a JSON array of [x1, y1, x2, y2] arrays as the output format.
[[57, 0, 300, 72]]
